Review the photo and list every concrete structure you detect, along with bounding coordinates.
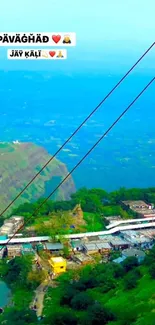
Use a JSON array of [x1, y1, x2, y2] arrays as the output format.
[[83, 243, 98, 254], [121, 200, 155, 217], [122, 248, 145, 263], [7, 245, 22, 258], [0, 246, 5, 259], [72, 253, 93, 265], [106, 216, 155, 229], [83, 241, 111, 255], [72, 204, 85, 226], [48, 257, 67, 274], [138, 229, 155, 239], [0, 236, 50, 245], [44, 242, 64, 253], [105, 216, 122, 225], [21, 243, 34, 255], [71, 240, 84, 252], [110, 238, 130, 250], [0, 221, 155, 245], [64, 222, 155, 239], [120, 230, 153, 249], [0, 216, 24, 236]]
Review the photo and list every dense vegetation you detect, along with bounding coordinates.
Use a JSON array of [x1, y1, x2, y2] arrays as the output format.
[[42, 245, 155, 325], [1, 245, 154, 324], [8, 186, 155, 235], [11, 186, 155, 217], [0, 254, 48, 324], [1, 186, 155, 324]]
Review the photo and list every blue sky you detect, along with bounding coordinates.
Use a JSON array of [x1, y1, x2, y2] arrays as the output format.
[[0, 0, 154, 71]]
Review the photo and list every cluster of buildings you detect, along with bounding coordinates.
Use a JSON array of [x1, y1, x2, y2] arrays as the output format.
[[121, 200, 155, 217], [0, 200, 155, 274], [0, 242, 35, 259], [68, 228, 155, 266], [0, 216, 24, 236], [34, 225, 155, 268]]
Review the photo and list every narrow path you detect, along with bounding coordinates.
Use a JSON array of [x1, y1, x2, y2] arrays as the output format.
[[33, 279, 49, 317]]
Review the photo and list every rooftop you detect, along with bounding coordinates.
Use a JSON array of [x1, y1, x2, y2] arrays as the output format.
[[71, 240, 83, 248], [74, 253, 93, 263], [7, 245, 22, 250], [113, 256, 126, 264], [98, 235, 114, 241], [11, 215, 24, 220], [122, 248, 145, 258], [138, 229, 155, 238], [96, 242, 111, 249], [109, 235, 129, 245], [83, 241, 111, 251], [84, 243, 96, 250], [50, 257, 66, 264], [87, 236, 100, 242], [22, 243, 33, 249], [121, 230, 151, 243], [122, 200, 149, 207], [0, 235, 8, 241], [110, 239, 129, 246], [122, 200, 155, 215], [45, 242, 63, 250]]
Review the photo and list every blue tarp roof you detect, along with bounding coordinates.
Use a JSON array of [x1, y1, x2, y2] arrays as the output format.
[[113, 256, 126, 264], [22, 243, 32, 249], [0, 235, 8, 241]]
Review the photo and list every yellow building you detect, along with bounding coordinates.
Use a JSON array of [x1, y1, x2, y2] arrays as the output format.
[[49, 257, 67, 274]]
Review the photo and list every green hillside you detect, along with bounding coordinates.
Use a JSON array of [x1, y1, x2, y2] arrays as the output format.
[[0, 142, 75, 216], [42, 249, 155, 325]]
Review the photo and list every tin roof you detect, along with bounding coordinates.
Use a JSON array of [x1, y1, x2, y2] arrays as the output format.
[[122, 248, 145, 258], [22, 243, 32, 249], [0, 235, 8, 241], [110, 238, 129, 246], [71, 240, 83, 248], [45, 243, 63, 250], [83, 241, 111, 251], [113, 256, 126, 264]]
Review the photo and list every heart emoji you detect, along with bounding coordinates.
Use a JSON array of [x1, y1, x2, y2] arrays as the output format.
[[52, 34, 61, 43], [49, 51, 56, 57]]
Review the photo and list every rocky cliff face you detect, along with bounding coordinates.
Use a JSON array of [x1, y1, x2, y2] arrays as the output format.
[[0, 142, 76, 216]]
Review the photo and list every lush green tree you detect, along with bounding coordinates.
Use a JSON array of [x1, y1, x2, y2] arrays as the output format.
[[110, 262, 125, 278], [75, 275, 99, 290], [0, 216, 6, 227], [0, 308, 37, 325], [149, 263, 155, 279], [60, 286, 78, 305], [27, 269, 47, 286], [3, 256, 34, 289], [71, 188, 104, 212], [123, 269, 141, 290], [86, 303, 116, 325], [62, 245, 70, 258], [134, 313, 155, 325], [98, 277, 116, 293], [122, 256, 139, 272], [52, 200, 74, 211], [71, 292, 94, 310], [89, 188, 108, 201], [46, 310, 78, 325], [144, 245, 155, 266]]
